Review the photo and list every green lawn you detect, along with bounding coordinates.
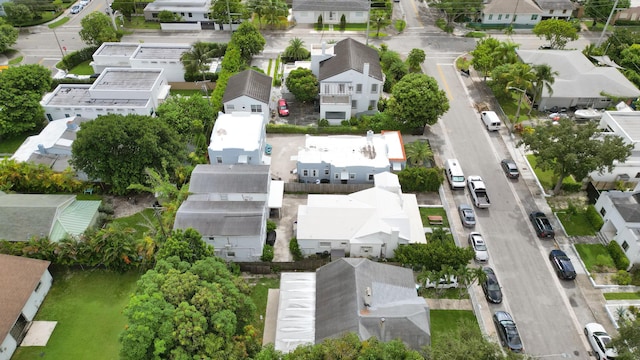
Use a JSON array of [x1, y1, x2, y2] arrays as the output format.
[[526, 154, 577, 191], [430, 310, 478, 346], [604, 292, 640, 300], [419, 207, 449, 228], [69, 60, 95, 75], [248, 276, 280, 335], [12, 269, 139, 360], [48, 17, 70, 29], [575, 243, 615, 272], [557, 211, 597, 236], [0, 129, 41, 154], [123, 16, 161, 30], [111, 208, 158, 237]]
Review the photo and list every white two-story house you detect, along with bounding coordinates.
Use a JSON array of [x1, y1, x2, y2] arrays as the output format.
[[144, 0, 213, 24], [223, 69, 273, 124], [312, 38, 384, 124], [591, 109, 640, 183], [208, 112, 269, 166], [41, 68, 170, 121], [595, 189, 640, 267], [296, 130, 406, 184]]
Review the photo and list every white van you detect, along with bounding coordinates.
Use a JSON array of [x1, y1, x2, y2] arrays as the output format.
[[481, 111, 501, 131], [444, 159, 465, 190]]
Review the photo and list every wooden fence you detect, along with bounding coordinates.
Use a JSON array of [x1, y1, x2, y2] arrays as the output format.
[[237, 258, 330, 274], [284, 182, 373, 194]]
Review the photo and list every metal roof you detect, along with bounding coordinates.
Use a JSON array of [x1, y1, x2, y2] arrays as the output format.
[[532, 0, 575, 10], [222, 69, 272, 104], [0, 255, 50, 344], [173, 200, 265, 236], [42, 85, 150, 107], [319, 38, 383, 82], [189, 164, 270, 194], [49, 200, 101, 242]]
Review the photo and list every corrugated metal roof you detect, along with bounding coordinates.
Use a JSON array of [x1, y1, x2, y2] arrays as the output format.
[[189, 164, 270, 194], [173, 200, 265, 236], [51, 200, 101, 242]]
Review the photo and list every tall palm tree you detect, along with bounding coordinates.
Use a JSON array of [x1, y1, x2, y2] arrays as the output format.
[[284, 38, 309, 61], [263, 0, 287, 29], [180, 41, 215, 81], [529, 64, 558, 115], [404, 141, 433, 167], [248, 0, 268, 29], [492, 41, 519, 66]]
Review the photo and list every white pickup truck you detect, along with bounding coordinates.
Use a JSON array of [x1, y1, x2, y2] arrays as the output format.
[[468, 175, 491, 208]]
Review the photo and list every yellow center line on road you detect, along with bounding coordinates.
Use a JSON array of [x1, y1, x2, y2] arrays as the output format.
[[436, 64, 453, 101]]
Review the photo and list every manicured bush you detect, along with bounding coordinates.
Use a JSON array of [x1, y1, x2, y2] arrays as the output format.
[[289, 237, 303, 261], [398, 167, 443, 192], [261, 244, 274, 262], [585, 205, 604, 231], [318, 118, 329, 127], [184, 71, 218, 82], [561, 180, 582, 193], [608, 241, 630, 270], [267, 219, 277, 233], [60, 46, 99, 71], [613, 269, 632, 285], [339, 14, 346, 31]]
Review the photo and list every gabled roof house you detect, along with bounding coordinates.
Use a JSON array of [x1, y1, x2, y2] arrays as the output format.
[[295, 172, 425, 258], [480, 0, 543, 26], [516, 50, 640, 110], [223, 69, 273, 123], [0, 194, 101, 242], [292, 0, 369, 25], [595, 190, 640, 267], [533, 0, 574, 21], [173, 164, 283, 261], [312, 38, 384, 124], [0, 255, 52, 360], [272, 258, 430, 353]]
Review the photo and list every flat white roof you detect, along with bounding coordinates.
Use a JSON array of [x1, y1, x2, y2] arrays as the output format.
[[131, 44, 191, 61], [209, 113, 264, 151], [604, 111, 640, 143], [42, 85, 150, 107], [92, 68, 162, 91], [268, 180, 284, 209], [382, 130, 405, 161], [275, 272, 316, 353], [297, 133, 401, 168], [11, 117, 80, 162], [94, 43, 140, 57]]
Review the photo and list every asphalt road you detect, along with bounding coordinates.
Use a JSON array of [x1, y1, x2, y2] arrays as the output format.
[[13, 3, 608, 357]]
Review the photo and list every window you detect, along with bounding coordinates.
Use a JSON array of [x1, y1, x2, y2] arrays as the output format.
[[324, 169, 329, 175], [35, 281, 42, 292], [188, 12, 192, 17], [329, 11, 335, 20], [488, 14, 493, 20], [340, 242, 348, 246], [216, 156, 222, 164], [356, 84, 362, 93], [339, 84, 345, 93], [498, 14, 502, 20], [349, 173, 356, 180], [362, 246, 372, 253], [549, 10, 554, 14], [152, 13, 158, 18], [600, 208, 606, 216], [319, 242, 331, 247], [531, 15, 538, 20], [562, 9, 567, 14], [65, 114, 70, 118], [208, 237, 215, 241], [622, 241, 629, 251], [227, 104, 235, 110], [369, 100, 376, 109], [352, 100, 357, 108], [324, 84, 330, 93], [371, 84, 378, 93], [505, 14, 510, 20], [334, 173, 340, 179], [251, 104, 262, 113], [227, 251, 235, 257], [303, 169, 309, 177], [311, 169, 318, 177], [635, 172, 640, 178], [368, 174, 374, 181], [180, 12, 185, 16]]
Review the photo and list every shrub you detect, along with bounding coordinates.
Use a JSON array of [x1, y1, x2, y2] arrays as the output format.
[[561, 180, 582, 193], [261, 244, 274, 262], [60, 46, 99, 71], [267, 219, 277, 233], [435, 18, 446, 30], [316, 15, 323, 31], [608, 241, 630, 270], [318, 118, 329, 127], [183, 72, 218, 82], [339, 14, 346, 31], [398, 167, 443, 192], [612, 270, 632, 285], [585, 205, 604, 231], [289, 237, 303, 261]]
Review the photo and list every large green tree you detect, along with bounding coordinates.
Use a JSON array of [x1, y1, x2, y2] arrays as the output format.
[[119, 255, 260, 359], [406, 48, 426, 73], [79, 11, 120, 46], [394, 233, 474, 272], [619, 44, 640, 88], [0, 64, 51, 137], [211, 0, 249, 26], [285, 67, 318, 103], [155, 93, 214, 150], [262, 0, 288, 28], [612, 315, 640, 360], [2, 2, 34, 25], [71, 114, 187, 195], [430, 0, 483, 24], [0, 17, 19, 52], [370, 9, 391, 37], [110, 0, 135, 21], [387, 73, 449, 130], [585, 0, 629, 27], [602, 28, 640, 65], [489, 62, 535, 101], [532, 19, 579, 50], [470, 37, 501, 80], [520, 119, 633, 194], [230, 22, 266, 61]]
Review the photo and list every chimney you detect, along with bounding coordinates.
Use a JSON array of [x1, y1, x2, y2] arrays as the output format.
[[363, 62, 370, 78], [66, 120, 79, 131], [37, 144, 47, 154]]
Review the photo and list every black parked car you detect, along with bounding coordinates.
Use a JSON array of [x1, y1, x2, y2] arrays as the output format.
[[481, 267, 502, 304], [529, 211, 555, 238], [549, 249, 576, 280], [500, 159, 520, 179], [493, 311, 524, 353]]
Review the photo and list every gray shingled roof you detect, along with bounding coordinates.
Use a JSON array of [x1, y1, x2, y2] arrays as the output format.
[[222, 69, 272, 104], [483, 0, 542, 14], [0, 194, 75, 241], [319, 38, 383, 82], [293, 0, 369, 12], [315, 258, 430, 349], [173, 200, 265, 236], [189, 164, 270, 194], [611, 194, 640, 223], [0, 255, 50, 343], [533, 0, 575, 10]]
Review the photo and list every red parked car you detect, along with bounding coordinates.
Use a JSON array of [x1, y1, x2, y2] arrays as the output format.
[[278, 99, 289, 116]]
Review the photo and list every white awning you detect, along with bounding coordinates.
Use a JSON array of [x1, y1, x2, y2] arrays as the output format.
[[268, 180, 284, 209]]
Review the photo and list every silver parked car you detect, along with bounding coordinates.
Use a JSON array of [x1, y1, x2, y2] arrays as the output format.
[[458, 204, 476, 228]]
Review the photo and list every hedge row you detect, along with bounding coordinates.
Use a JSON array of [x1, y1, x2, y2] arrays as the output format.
[[585, 205, 604, 231], [59, 46, 99, 71], [608, 240, 630, 270], [267, 123, 367, 135]]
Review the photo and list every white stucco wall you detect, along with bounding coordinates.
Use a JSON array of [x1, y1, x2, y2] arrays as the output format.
[[294, 10, 368, 24], [481, 12, 541, 25], [224, 96, 270, 123], [0, 334, 17, 360], [208, 234, 265, 262], [22, 270, 53, 320], [130, 60, 185, 82], [43, 104, 154, 121]]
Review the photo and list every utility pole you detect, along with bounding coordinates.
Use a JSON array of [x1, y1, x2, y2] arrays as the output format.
[[365, 0, 371, 45], [597, 0, 619, 47]]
